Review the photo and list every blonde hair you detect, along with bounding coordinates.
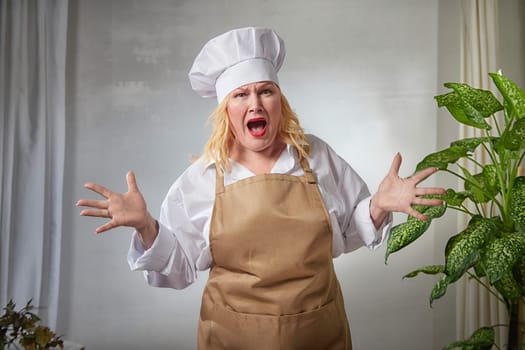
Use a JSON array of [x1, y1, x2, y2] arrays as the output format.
[[202, 90, 310, 172]]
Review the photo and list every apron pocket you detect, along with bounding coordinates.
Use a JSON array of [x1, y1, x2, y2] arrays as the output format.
[[199, 299, 348, 350], [279, 299, 348, 350]]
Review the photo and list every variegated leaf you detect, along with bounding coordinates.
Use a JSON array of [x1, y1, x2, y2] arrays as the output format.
[[473, 262, 486, 278], [435, 92, 490, 129], [493, 272, 522, 300], [435, 82, 501, 130], [444, 82, 503, 117], [445, 216, 494, 283], [403, 265, 445, 279], [510, 176, 525, 227], [481, 165, 498, 192], [385, 204, 446, 263], [442, 327, 495, 350], [464, 166, 499, 203], [386, 219, 431, 263], [502, 117, 525, 150], [489, 72, 525, 120], [450, 137, 490, 153], [435, 81, 503, 130], [430, 275, 451, 306], [422, 203, 447, 219], [482, 234, 525, 284], [415, 146, 469, 172], [442, 189, 469, 207]]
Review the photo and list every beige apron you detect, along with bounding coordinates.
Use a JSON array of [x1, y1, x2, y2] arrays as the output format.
[[198, 158, 351, 350]]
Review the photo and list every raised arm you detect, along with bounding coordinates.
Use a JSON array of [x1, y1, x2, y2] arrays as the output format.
[[76, 171, 158, 249], [369, 153, 446, 228]]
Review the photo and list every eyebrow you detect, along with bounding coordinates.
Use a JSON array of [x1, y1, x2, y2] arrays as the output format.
[[257, 82, 276, 89]]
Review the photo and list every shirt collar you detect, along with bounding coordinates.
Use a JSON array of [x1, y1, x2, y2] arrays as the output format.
[[201, 143, 298, 175]]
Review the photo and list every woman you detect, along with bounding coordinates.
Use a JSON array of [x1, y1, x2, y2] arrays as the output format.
[[77, 27, 445, 349]]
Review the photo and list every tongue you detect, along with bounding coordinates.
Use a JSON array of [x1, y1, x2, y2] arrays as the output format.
[[248, 120, 266, 137], [249, 121, 265, 132]]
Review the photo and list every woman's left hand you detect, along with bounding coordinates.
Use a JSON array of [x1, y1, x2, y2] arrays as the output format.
[[370, 152, 447, 226]]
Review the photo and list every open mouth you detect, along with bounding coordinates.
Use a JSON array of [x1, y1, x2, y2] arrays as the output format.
[[247, 118, 267, 137]]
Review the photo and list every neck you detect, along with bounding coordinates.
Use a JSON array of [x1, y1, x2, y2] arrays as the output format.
[[230, 141, 286, 175]]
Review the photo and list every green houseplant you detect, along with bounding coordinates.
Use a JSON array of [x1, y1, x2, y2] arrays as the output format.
[[0, 299, 63, 349], [385, 71, 525, 350]]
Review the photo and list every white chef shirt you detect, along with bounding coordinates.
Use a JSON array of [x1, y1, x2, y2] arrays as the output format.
[[128, 134, 392, 289]]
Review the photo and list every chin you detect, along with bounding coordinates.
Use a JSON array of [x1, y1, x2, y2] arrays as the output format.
[[244, 140, 272, 152]]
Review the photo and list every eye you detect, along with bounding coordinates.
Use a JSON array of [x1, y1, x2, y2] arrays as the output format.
[[232, 91, 247, 98], [260, 89, 273, 96]]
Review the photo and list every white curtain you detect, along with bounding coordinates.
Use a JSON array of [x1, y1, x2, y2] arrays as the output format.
[[457, 0, 508, 347], [0, 0, 68, 329]]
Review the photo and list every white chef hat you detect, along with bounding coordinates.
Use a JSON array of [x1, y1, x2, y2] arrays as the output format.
[[188, 27, 286, 103]]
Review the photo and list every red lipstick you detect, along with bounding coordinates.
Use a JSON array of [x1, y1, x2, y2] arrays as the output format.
[[247, 118, 267, 137]]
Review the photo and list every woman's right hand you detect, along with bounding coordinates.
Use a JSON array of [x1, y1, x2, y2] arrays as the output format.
[[76, 171, 158, 248]]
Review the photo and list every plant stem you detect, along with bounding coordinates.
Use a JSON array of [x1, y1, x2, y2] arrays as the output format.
[[467, 271, 506, 303], [508, 301, 521, 350], [450, 206, 477, 216], [490, 113, 503, 136], [467, 155, 485, 169], [518, 152, 525, 168], [444, 168, 469, 183]]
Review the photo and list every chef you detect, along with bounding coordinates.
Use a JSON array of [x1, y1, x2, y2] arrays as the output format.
[[77, 26, 445, 350]]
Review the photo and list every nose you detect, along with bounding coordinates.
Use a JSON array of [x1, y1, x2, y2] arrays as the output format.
[[248, 94, 263, 113]]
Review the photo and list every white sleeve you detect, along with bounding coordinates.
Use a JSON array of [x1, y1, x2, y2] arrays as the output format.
[[308, 135, 392, 254], [347, 195, 392, 250], [127, 164, 213, 290], [336, 162, 393, 252]]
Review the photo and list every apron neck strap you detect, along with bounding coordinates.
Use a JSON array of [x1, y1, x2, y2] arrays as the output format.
[[215, 165, 225, 194], [299, 156, 316, 184]]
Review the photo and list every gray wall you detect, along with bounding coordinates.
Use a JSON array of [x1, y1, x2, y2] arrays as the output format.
[[59, 1, 523, 349]]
